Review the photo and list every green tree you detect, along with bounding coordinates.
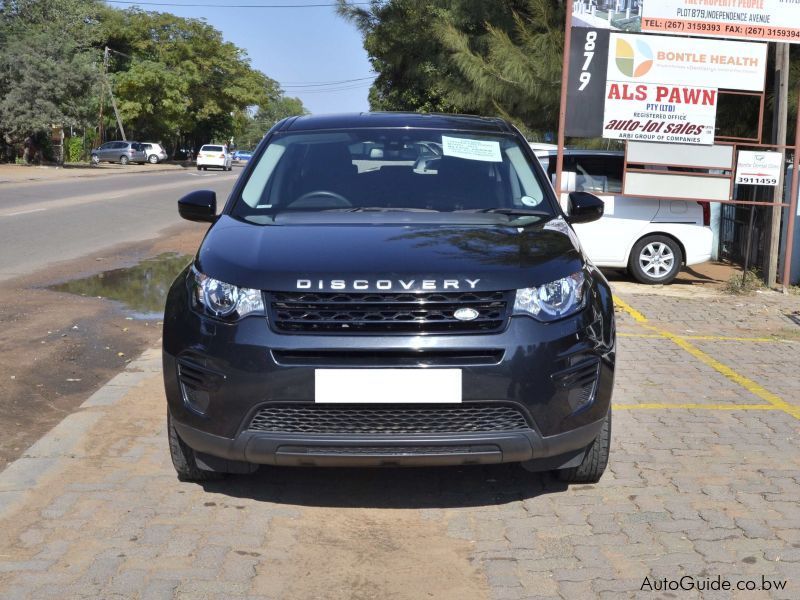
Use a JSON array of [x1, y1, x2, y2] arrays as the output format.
[[0, 0, 102, 153], [338, 0, 562, 135], [233, 96, 308, 150], [437, 0, 564, 136], [100, 9, 281, 151], [337, 0, 459, 112]]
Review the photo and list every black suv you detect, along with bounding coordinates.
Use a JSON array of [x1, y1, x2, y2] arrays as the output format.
[[163, 113, 615, 483]]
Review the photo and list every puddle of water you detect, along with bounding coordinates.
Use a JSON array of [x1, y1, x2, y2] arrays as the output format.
[[50, 253, 192, 319]]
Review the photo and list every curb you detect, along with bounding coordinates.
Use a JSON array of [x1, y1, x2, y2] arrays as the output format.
[[0, 164, 193, 185], [0, 346, 162, 520]]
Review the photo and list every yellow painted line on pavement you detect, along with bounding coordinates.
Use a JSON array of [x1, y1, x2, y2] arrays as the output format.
[[613, 296, 648, 323], [618, 332, 791, 343], [613, 403, 778, 411], [613, 294, 800, 421], [682, 334, 793, 343], [654, 328, 800, 420]]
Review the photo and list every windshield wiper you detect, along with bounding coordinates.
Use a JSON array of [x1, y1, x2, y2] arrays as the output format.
[[323, 207, 440, 213], [468, 208, 552, 217]]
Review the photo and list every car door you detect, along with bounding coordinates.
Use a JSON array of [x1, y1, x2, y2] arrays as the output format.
[[111, 141, 127, 161], [135, 143, 147, 162], [554, 154, 660, 264], [96, 142, 114, 161]]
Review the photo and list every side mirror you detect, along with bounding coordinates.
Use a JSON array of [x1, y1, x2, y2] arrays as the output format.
[[567, 192, 604, 224], [178, 190, 217, 223]]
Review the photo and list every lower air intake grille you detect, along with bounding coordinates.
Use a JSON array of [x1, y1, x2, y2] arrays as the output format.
[[248, 404, 530, 435]]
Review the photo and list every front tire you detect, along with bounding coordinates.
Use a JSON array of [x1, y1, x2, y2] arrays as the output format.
[[628, 235, 682, 284], [167, 412, 225, 482], [90, 154, 99, 165], [556, 408, 611, 484]]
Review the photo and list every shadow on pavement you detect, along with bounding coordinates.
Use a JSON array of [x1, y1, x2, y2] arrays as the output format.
[[200, 464, 569, 509]]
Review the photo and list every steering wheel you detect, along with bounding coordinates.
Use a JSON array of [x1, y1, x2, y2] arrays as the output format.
[[289, 190, 351, 208]]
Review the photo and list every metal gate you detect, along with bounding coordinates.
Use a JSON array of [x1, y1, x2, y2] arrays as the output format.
[[719, 203, 765, 269]]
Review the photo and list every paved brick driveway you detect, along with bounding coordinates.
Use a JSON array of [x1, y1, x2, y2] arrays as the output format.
[[0, 288, 798, 599]]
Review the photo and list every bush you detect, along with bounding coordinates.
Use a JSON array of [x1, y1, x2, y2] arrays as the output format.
[[65, 137, 85, 162], [724, 269, 764, 295]]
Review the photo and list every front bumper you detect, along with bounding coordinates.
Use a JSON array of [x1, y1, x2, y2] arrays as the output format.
[[163, 267, 616, 468], [172, 414, 605, 468]]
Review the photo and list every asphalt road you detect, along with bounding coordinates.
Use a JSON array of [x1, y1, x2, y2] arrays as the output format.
[[0, 167, 240, 281]]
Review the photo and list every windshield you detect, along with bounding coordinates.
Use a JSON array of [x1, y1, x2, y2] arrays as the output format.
[[232, 129, 554, 222]]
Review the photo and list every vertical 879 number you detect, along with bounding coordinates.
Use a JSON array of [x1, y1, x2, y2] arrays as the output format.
[[578, 31, 597, 92]]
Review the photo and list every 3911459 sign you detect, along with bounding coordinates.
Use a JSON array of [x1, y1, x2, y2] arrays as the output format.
[[735, 151, 784, 187]]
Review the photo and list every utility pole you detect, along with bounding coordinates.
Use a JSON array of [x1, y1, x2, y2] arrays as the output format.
[[98, 46, 109, 145], [101, 47, 127, 142], [108, 81, 127, 142], [765, 42, 789, 287]]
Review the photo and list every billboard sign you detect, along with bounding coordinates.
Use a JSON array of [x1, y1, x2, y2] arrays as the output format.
[[607, 33, 767, 92], [642, 0, 800, 44], [571, 1, 642, 31], [565, 27, 611, 138], [735, 151, 784, 186], [603, 83, 718, 145]]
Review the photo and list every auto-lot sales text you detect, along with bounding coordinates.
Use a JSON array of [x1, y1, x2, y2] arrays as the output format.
[[604, 120, 706, 136]]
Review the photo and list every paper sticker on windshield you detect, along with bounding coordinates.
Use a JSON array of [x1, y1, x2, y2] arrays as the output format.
[[441, 136, 502, 162]]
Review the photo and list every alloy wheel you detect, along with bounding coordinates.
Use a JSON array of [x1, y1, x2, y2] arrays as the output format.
[[639, 242, 675, 279]]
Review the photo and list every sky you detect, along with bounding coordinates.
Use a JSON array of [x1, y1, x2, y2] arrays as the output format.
[[105, 1, 375, 115]]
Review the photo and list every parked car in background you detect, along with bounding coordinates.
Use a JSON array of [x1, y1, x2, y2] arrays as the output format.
[[232, 150, 252, 163], [174, 148, 193, 161], [196, 145, 232, 171], [535, 149, 713, 284], [143, 143, 168, 164], [91, 141, 147, 165]]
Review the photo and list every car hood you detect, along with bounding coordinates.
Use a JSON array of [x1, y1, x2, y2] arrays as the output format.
[[195, 215, 584, 292]]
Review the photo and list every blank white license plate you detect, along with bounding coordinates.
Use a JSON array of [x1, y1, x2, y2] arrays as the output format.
[[315, 369, 462, 404]]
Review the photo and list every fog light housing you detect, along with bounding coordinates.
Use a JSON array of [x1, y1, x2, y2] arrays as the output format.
[[180, 381, 211, 415]]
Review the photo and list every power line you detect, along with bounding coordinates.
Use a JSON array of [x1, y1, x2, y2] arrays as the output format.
[[281, 76, 375, 88], [279, 75, 374, 84], [106, 1, 370, 7], [296, 82, 373, 94], [105, 47, 373, 92]]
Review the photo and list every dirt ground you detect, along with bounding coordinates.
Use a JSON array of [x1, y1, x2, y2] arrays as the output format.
[[0, 223, 206, 469]]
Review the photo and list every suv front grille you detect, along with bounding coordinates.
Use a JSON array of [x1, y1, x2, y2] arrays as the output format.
[[268, 291, 512, 334], [247, 403, 530, 435]]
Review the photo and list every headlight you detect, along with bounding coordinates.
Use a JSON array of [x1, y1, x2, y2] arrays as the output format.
[[513, 272, 586, 321], [190, 266, 265, 319]]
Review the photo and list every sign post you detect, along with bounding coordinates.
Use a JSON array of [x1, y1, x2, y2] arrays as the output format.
[[782, 91, 800, 292], [555, 8, 573, 202]]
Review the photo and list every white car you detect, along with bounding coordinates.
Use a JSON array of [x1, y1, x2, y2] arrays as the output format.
[[536, 149, 713, 284], [197, 145, 232, 171], [143, 142, 168, 164]]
